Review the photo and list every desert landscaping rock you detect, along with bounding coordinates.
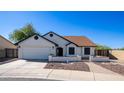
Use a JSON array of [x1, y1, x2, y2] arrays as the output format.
[[44, 62, 90, 72], [95, 62, 124, 76]]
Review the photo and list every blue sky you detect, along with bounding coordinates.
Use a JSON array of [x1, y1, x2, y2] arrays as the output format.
[[0, 11, 124, 48]]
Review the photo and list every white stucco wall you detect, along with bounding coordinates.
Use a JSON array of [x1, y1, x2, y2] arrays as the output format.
[[43, 32, 70, 56], [91, 47, 95, 56], [76, 47, 82, 56], [18, 35, 56, 59], [90, 56, 109, 62], [49, 55, 81, 62]]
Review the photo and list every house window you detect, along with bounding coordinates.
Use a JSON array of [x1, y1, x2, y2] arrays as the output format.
[[49, 33, 53, 37], [84, 47, 90, 55], [69, 47, 75, 55]]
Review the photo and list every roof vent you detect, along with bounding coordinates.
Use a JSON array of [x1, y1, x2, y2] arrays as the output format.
[[34, 36, 39, 40], [49, 33, 53, 37]]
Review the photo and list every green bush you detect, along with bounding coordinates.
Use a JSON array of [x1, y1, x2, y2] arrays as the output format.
[[120, 47, 124, 50], [96, 44, 112, 50]]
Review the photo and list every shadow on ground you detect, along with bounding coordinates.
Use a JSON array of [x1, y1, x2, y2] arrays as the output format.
[[0, 58, 18, 65], [25, 59, 48, 63], [109, 53, 118, 60]]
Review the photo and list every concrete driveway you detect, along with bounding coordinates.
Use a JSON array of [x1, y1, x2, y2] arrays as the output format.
[[0, 59, 124, 81]]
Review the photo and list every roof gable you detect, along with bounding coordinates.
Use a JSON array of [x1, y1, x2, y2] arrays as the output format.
[[43, 31, 78, 46], [15, 34, 58, 46]]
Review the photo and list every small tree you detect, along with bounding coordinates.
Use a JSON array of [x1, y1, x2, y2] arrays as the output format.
[[9, 24, 38, 43]]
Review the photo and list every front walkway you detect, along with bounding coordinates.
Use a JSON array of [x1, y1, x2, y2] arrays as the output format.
[[0, 60, 124, 80]]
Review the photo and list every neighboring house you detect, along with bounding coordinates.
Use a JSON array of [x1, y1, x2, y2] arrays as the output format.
[[0, 35, 17, 58], [16, 32, 96, 60], [0, 35, 17, 49]]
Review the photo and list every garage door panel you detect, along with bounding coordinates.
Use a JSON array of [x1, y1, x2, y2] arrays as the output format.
[[22, 48, 50, 59]]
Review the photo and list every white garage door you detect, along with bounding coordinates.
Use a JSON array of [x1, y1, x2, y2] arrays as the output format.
[[22, 48, 50, 59]]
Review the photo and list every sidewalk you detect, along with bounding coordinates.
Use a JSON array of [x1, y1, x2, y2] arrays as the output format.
[[1, 68, 124, 81]]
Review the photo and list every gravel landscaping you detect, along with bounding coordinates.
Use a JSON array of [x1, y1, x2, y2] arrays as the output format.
[[95, 62, 124, 76], [44, 62, 90, 72]]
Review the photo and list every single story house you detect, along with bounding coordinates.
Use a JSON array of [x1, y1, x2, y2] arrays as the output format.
[[16, 32, 96, 60]]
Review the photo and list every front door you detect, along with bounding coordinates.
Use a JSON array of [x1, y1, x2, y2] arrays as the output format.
[[56, 47, 63, 56]]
